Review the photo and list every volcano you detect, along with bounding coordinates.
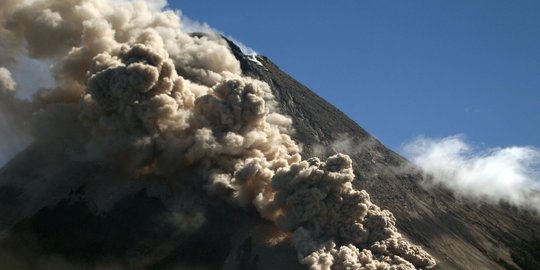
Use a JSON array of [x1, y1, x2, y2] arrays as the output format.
[[0, 1, 539, 269], [0, 38, 538, 270]]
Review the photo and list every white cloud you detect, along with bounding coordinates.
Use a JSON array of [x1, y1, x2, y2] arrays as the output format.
[[401, 135, 540, 211]]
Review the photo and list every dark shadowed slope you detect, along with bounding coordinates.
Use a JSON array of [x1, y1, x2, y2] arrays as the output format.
[[0, 140, 303, 270], [226, 40, 540, 270]]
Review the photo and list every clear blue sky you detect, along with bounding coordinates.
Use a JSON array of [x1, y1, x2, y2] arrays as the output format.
[[172, 0, 539, 151]]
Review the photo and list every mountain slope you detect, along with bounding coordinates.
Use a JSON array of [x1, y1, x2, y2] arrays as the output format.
[[0, 36, 538, 269], [226, 40, 540, 270]]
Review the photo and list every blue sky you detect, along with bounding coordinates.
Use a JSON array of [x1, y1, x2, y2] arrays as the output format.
[[173, 0, 539, 151]]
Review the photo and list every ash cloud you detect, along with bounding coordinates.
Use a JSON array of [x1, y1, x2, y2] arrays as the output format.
[[0, 0, 435, 268], [272, 154, 435, 269], [402, 135, 540, 212]]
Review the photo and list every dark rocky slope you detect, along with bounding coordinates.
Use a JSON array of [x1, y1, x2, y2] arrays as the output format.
[[225, 40, 540, 270]]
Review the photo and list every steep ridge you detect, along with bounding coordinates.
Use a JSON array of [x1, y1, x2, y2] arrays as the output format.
[[225, 40, 540, 270]]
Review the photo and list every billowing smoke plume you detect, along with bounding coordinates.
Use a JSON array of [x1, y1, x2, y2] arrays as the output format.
[[0, 0, 435, 268], [403, 135, 540, 212], [272, 154, 435, 269]]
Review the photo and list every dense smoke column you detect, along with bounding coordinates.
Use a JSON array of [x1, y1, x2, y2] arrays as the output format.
[[0, 0, 435, 269]]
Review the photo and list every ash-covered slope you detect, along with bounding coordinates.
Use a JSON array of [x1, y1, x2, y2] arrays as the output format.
[[225, 41, 540, 270]]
